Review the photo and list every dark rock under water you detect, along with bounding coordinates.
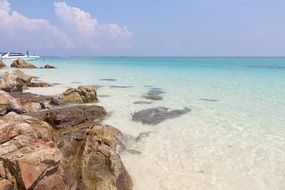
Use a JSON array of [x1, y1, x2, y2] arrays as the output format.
[[133, 101, 152, 105], [200, 98, 219, 102], [132, 107, 191, 125], [100, 78, 117, 81], [110, 85, 133, 89], [142, 88, 166, 101]]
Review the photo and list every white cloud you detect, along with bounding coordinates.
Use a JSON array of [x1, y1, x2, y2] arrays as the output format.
[[0, 0, 132, 55], [0, 0, 74, 53], [54, 2, 133, 51]]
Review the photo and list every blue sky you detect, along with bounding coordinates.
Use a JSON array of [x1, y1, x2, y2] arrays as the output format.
[[1, 0, 285, 56]]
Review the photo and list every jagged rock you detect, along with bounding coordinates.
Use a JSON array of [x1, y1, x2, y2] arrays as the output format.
[[0, 60, 6, 68], [44, 64, 55, 69], [60, 86, 98, 103], [0, 111, 132, 190], [132, 107, 191, 125], [30, 105, 107, 129], [0, 113, 65, 190], [0, 70, 52, 92], [58, 124, 132, 190], [0, 70, 33, 92], [0, 90, 26, 115], [11, 59, 37, 68], [0, 179, 13, 190]]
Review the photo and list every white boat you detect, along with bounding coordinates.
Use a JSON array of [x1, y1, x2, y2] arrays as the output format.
[[0, 51, 40, 61]]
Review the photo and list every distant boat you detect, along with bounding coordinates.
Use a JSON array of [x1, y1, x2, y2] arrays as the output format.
[[0, 51, 40, 61]]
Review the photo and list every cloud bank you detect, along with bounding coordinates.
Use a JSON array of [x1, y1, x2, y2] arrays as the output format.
[[0, 0, 132, 55]]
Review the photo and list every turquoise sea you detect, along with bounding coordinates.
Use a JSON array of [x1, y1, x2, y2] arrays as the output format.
[[5, 57, 285, 190]]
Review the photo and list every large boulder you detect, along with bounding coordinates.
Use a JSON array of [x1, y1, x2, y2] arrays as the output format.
[[0, 113, 66, 190], [0, 70, 33, 92], [0, 60, 6, 68], [58, 124, 132, 190], [11, 59, 37, 68], [60, 86, 98, 103], [0, 90, 26, 115]]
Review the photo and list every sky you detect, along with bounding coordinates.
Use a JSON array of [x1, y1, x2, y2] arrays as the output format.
[[0, 0, 285, 56]]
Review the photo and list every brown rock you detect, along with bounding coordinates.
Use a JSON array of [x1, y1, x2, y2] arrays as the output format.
[[0, 60, 6, 68], [9, 92, 64, 112], [58, 124, 132, 190], [30, 105, 107, 129], [0, 113, 66, 190], [0, 90, 26, 115], [0, 70, 33, 92], [11, 59, 37, 68], [0, 179, 13, 190], [0, 70, 52, 92], [60, 86, 98, 103]]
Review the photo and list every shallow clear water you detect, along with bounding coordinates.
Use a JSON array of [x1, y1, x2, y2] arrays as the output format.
[[3, 57, 285, 190]]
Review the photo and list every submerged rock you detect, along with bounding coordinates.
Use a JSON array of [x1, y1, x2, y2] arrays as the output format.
[[142, 88, 165, 101], [11, 59, 37, 68], [110, 85, 133, 89], [133, 101, 152, 105], [44, 64, 55, 69], [0, 90, 26, 115], [100, 78, 117, 82], [60, 86, 98, 103], [132, 107, 191, 125], [200, 98, 219, 102]]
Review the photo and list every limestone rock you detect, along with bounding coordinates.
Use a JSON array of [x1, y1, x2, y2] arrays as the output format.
[[60, 86, 98, 103], [11, 59, 37, 68]]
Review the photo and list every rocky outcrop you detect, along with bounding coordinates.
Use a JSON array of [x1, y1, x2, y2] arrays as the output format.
[[132, 107, 191, 125], [0, 113, 65, 190], [56, 124, 132, 190], [0, 90, 26, 115], [0, 112, 132, 190], [0, 70, 133, 190], [60, 86, 98, 103], [44, 64, 55, 69], [0, 70, 52, 92], [0, 60, 6, 68], [11, 59, 37, 68]]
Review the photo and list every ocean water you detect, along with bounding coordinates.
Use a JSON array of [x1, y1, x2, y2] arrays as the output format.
[[3, 57, 285, 190]]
